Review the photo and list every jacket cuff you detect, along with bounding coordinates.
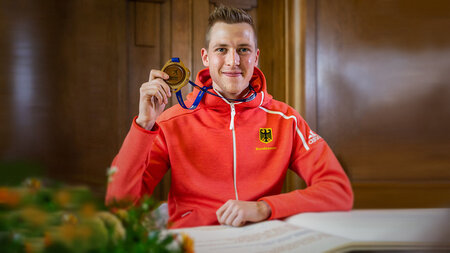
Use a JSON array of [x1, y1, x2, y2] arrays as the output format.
[[258, 191, 302, 220], [258, 197, 277, 220], [132, 116, 160, 134]]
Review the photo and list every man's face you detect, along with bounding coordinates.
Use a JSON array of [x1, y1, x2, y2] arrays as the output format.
[[201, 22, 259, 99]]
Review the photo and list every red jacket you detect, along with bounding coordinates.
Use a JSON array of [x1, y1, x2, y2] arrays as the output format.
[[106, 67, 353, 228]]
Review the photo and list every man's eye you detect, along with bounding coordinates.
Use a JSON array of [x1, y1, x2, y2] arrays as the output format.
[[239, 48, 250, 53], [216, 48, 226, 53]]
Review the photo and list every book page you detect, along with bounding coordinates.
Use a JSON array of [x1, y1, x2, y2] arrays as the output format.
[[172, 220, 352, 253], [285, 208, 450, 244]]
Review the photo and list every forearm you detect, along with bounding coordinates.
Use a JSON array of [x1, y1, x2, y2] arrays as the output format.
[[259, 179, 353, 219], [105, 117, 161, 205]]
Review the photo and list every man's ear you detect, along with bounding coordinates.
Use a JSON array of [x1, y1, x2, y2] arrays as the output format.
[[201, 48, 209, 67], [255, 48, 260, 66]]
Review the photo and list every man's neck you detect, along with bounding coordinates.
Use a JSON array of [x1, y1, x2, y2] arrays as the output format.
[[212, 84, 250, 101]]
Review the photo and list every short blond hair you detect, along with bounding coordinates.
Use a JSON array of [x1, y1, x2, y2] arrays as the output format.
[[205, 6, 257, 49]]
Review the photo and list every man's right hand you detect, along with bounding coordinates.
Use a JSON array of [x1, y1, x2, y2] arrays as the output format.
[[135, 70, 172, 131]]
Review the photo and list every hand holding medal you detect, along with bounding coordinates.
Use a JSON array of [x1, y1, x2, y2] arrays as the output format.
[[137, 57, 200, 131], [135, 65, 172, 130]]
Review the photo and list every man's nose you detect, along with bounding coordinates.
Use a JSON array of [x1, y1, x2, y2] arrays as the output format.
[[225, 50, 240, 66]]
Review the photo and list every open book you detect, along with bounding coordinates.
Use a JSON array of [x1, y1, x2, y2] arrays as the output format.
[[171, 208, 450, 252]]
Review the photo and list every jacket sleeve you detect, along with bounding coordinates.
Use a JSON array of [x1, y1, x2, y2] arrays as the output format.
[[105, 116, 170, 205], [259, 113, 353, 219]]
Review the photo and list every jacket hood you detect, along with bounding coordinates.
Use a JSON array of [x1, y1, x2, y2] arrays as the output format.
[[186, 67, 272, 111]]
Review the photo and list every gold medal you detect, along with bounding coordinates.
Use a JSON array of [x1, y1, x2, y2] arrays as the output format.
[[161, 58, 190, 92]]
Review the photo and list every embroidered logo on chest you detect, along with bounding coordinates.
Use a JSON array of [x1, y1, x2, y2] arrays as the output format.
[[259, 128, 273, 144]]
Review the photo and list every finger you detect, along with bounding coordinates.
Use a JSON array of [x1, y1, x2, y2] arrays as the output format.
[[161, 81, 172, 98], [218, 204, 233, 224], [152, 78, 172, 98], [216, 201, 230, 222], [149, 69, 169, 81], [157, 81, 171, 104], [151, 90, 164, 105], [140, 85, 161, 102], [225, 207, 239, 226], [232, 214, 245, 227], [222, 204, 238, 225], [156, 86, 168, 105], [139, 81, 151, 92], [141, 82, 168, 105]]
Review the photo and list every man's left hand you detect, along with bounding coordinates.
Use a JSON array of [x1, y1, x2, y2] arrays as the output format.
[[216, 200, 272, 227]]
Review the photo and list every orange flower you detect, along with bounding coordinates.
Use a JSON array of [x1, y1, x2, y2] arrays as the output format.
[[21, 207, 47, 227], [24, 241, 33, 253], [55, 190, 71, 207], [61, 224, 76, 241], [113, 209, 129, 221], [62, 213, 78, 225], [182, 233, 194, 253], [80, 203, 97, 218], [23, 238, 44, 253], [44, 232, 52, 247], [24, 178, 41, 191], [0, 187, 20, 207]]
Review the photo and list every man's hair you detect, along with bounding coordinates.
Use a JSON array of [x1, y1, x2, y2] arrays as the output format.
[[205, 5, 257, 49]]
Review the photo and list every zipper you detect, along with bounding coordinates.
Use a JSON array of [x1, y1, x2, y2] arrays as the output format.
[[229, 104, 236, 130], [211, 85, 240, 201], [230, 103, 239, 200], [181, 211, 192, 218]]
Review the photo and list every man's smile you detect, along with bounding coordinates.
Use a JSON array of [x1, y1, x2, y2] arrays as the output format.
[[222, 71, 243, 77]]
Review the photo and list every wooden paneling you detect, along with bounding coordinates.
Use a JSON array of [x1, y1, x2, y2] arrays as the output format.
[[256, 0, 286, 102], [0, 0, 59, 167], [353, 182, 450, 208], [0, 0, 128, 194], [171, 0, 193, 100], [210, 0, 257, 10], [306, 0, 450, 207], [304, 0, 318, 130], [128, 1, 165, 120], [135, 2, 161, 47], [192, 0, 210, 77], [285, 0, 307, 115]]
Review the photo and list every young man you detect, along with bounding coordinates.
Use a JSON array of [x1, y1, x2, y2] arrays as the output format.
[[106, 6, 353, 229]]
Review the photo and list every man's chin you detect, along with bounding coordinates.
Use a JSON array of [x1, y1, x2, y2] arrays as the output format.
[[225, 86, 251, 98], [224, 86, 246, 93]]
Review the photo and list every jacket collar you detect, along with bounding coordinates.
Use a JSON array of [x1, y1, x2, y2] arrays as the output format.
[[186, 67, 272, 111]]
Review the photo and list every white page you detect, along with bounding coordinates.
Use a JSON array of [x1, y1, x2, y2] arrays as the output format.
[[285, 208, 450, 243], [172, 220, 352, 253]]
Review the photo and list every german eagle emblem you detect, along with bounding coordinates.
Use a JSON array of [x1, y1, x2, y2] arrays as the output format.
[[259, 128, 273, 144]]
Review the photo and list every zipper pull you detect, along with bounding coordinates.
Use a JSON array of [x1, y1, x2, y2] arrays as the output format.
[[229, 104, 236, 130]]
